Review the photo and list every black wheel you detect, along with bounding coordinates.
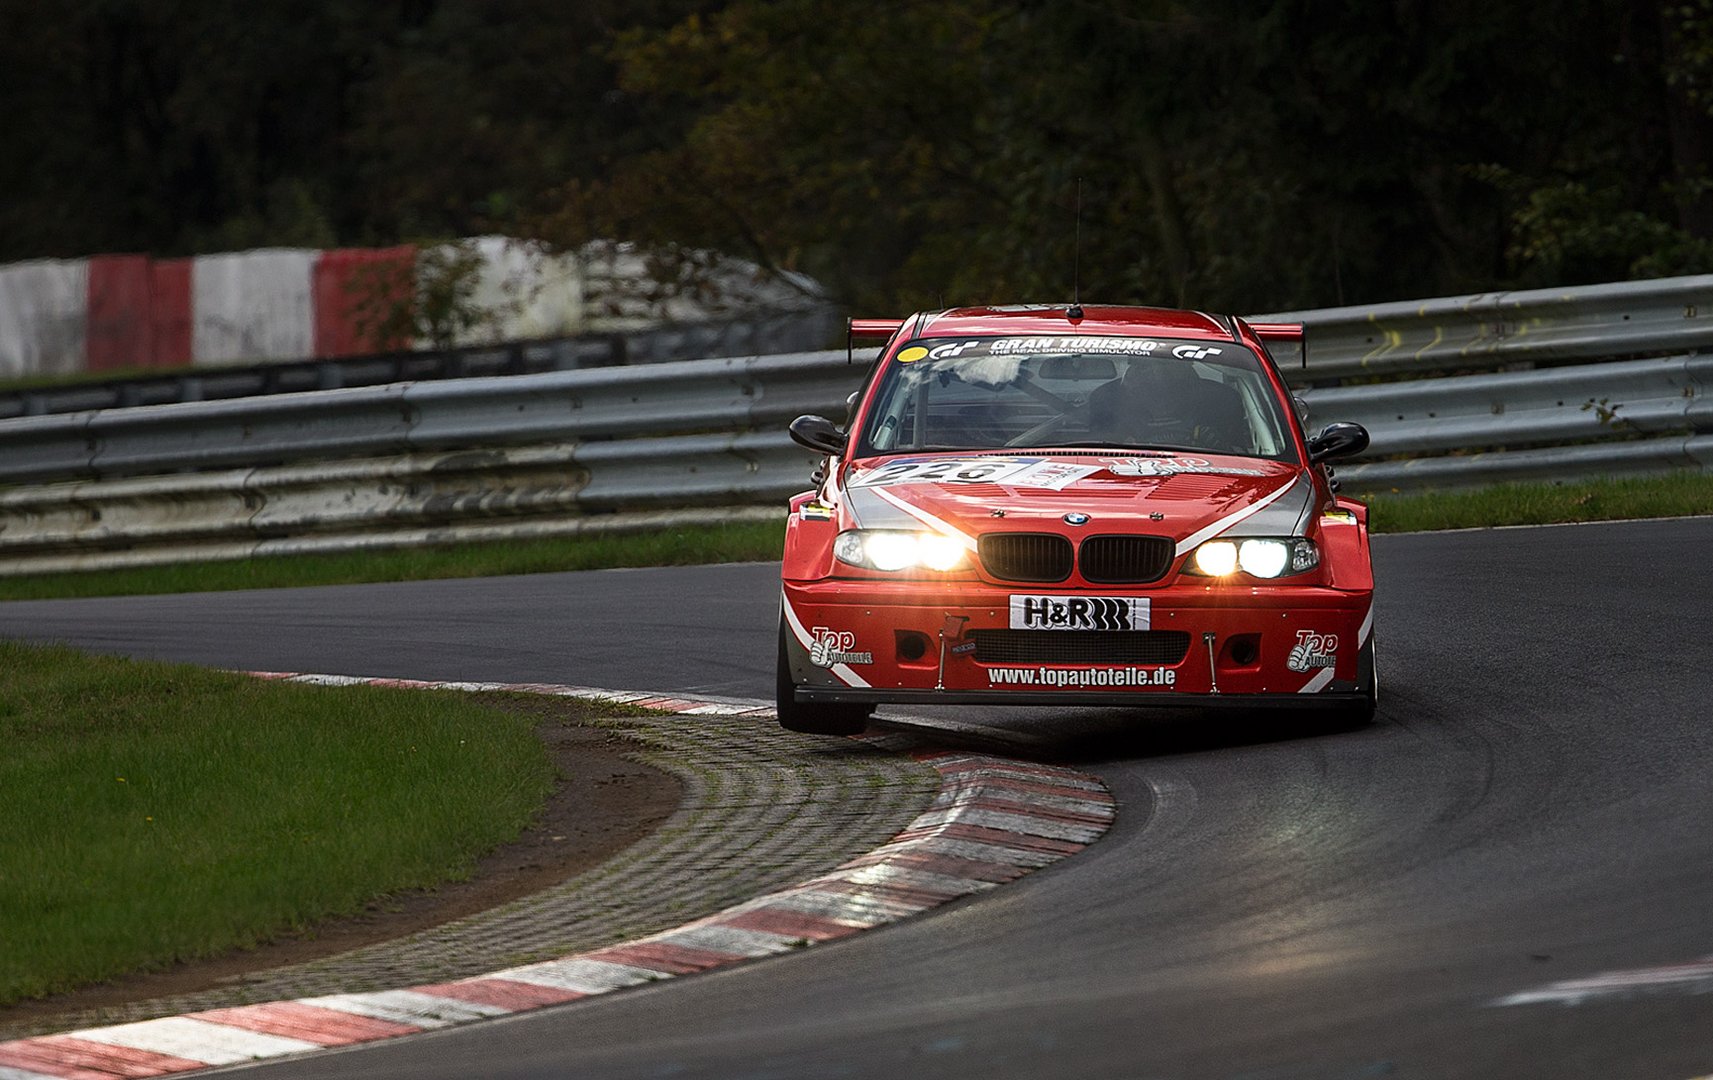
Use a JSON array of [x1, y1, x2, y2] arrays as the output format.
[[775, 619, 872, 735]]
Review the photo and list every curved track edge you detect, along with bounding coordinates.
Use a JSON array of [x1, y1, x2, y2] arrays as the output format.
[[0, 674, 1115, 1079]]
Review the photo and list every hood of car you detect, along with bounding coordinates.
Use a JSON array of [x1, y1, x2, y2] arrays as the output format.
[[839, 451, 1316, 547]]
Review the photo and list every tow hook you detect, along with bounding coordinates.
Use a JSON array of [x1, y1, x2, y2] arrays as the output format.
[[1203, 632, 1220, 694]]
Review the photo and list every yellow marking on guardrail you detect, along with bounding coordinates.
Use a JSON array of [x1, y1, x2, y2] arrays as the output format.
[[1415, 325, 1442, 362], [1360, 318, 1401, 370]]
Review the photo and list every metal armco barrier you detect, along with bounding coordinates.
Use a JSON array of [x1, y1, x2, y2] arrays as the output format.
[[0, 353, 847, 573], [1297, 353, 1713, 487], [0, 444, 792, 575], [0, 351, 853, 486], [1, 275, 1710, 574], [1303, 356, 1712, 454], [1258, 274, 1713, 379]]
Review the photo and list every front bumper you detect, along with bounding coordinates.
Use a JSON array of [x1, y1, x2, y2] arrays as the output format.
[[781, 577, 1373, 706]]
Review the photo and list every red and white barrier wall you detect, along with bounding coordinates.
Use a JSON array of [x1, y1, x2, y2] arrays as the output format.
[[0, 239, 820, 380], [0, 247, 418, 379]]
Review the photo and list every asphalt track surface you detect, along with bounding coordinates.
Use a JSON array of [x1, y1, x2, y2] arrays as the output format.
[[3, 517, 1712, 1079]]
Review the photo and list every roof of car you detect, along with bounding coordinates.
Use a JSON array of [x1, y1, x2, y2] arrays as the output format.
[[913, 305, 1234, 341]]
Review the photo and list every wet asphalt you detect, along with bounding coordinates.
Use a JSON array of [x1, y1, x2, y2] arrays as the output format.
[[4, 517, 1711, 1079]]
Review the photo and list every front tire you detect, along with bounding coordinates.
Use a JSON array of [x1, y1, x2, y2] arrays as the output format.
[[775, 619, 872, 735]]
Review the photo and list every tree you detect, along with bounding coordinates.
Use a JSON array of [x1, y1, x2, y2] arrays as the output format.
[[536, 0, 1713, 311], [4, 0, 1711, 309], [0, 1, 701, 260]]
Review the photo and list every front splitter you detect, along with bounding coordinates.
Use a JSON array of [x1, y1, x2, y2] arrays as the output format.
[[796, 686, 1368, 709]]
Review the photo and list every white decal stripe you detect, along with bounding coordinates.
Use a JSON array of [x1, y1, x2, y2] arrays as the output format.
[[870, 488, 980, 552], [780, 592, 871, 689], [1358, 603, 1374, 646], [1174, 479, 1300, 556], [1298, 666, 1337, 694]]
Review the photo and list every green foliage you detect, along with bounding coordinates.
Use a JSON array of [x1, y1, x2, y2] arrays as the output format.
[[0, 1, 699, 260], [349, 240, 501, 351], [536, 0, 1713, 312], [6, 1, 1713, 310], [1472, 166, 1713, 283], [1664, 0, 1713, 110]]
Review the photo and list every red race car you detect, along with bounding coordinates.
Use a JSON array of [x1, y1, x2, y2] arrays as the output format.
[[778, 304, 1375, 735]]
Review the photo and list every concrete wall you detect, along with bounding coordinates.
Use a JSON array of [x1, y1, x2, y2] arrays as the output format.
[[0, 239, 823, 378]]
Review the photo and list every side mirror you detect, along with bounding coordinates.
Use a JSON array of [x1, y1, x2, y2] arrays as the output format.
[[1307, 421, 1369, 464], [788, 414, 848, 456]]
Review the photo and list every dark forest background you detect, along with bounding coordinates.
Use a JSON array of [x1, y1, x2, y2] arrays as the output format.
[[7, 0, 1713, 314]]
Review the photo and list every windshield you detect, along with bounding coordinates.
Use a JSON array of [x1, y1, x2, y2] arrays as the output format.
[[857, 336, 1296, 460]]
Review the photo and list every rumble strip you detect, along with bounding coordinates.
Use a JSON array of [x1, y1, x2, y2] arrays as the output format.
[[0, 676, 1115, 1079]]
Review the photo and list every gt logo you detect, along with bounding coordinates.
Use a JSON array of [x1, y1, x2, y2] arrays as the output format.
[[1009, 595, 1148, 631], [1286, 630, 1338, 672], [1172, 344, 1223, 359], [929, 341, 980, 360]]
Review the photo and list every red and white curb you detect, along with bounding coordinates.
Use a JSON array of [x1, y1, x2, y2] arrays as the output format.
[[0, 675, 1115, 1078]]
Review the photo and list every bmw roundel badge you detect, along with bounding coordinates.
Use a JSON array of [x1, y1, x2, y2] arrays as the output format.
[[1063, 512, 1091, 525]]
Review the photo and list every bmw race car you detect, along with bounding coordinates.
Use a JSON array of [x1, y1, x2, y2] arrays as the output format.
[[777, 304, 1376, 735]]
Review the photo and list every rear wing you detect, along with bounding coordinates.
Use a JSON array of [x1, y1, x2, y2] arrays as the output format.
[[847, 318, 905, 364], [1248, 322, 1307, 369]]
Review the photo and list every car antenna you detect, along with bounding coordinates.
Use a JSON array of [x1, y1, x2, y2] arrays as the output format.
[[1067, 177, 1084, 320]]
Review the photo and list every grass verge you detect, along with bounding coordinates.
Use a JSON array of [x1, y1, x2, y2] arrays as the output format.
[[0, 520, 788, 603], [0, 642, 555, 1006], [1361, 469, 1713, 533]]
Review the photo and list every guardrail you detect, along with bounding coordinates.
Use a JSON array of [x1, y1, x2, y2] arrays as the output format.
[[0, 352, 850, 573], [0, 351, 851, 486], [1300, 353, 1713, 487], [1, 277, 1709, 574], [0, 444, 792, 575], [1258, 274, 1713, 380]]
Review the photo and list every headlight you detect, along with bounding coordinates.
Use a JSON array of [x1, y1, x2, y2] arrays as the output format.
[[835, 530, 968, 572], [1192, 540, 1239, 576], [1186, 537, 1318, 579]]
